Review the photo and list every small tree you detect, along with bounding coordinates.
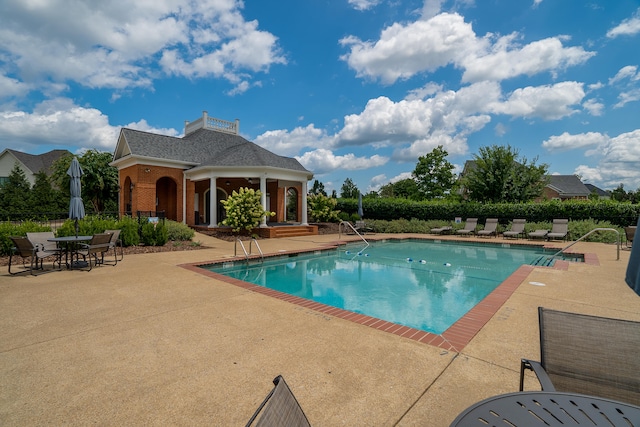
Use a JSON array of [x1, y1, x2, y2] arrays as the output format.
[[412, 145, 457, 199], [0, 164, 32, 215], [309, 179, 327, 196], [307, 193, 341, 222], [340, 178, 359, 199], [221, 187, 274, 233]]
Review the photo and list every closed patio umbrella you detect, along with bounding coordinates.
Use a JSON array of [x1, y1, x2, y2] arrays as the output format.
[[357, 192, 364, 218], [67, 157, 85, 237], [625, 215, 640, 296]]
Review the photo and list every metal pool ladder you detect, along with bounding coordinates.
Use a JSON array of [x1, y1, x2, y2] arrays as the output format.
[[550, 228, 620, 261], [235, 237, 264, 262], [338, 221, 369, 255]]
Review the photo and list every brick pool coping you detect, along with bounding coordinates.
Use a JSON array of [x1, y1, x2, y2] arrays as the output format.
[[180, 237, 598, 352]]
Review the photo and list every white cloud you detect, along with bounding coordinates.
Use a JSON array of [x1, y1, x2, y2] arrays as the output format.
[[582, 99, 604, 116], [461, 35, 594, 83], [489, 81, 585, 120], [340, 13, 480, 84], [609, 65, 639, 84], [0, 75, 31, 99], [0, 98, 178, 153], [348, 0, 381, 11], [340, 12, 593, 84], [255, 124, 336, 157], [606, 8, 640, 38], [295, 149, 388, 174], [0, 0, 284, 93], [575, 129, 640, 189], [542, 131, 609, 152], [367, 171, 413, 192], [608, 66, 640, 108]]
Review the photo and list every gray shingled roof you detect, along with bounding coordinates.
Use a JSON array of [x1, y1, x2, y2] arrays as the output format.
[[547, 175, 591, 197], [8, 149, 70, 175], [120, 128, 309, 173]]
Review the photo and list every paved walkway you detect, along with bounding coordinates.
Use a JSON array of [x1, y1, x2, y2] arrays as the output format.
[[1, 232, 639, 426]]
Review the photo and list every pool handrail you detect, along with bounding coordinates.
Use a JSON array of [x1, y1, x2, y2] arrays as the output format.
[[339, 220, 369, 254], [551, 228, 620, 261], [234, 237, 264, 262]]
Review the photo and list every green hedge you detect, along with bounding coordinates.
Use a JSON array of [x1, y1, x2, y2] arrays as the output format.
[[337, 199, 640, 227]]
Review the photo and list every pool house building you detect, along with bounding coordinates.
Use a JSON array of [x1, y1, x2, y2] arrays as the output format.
[[110, 111, 317, 237]]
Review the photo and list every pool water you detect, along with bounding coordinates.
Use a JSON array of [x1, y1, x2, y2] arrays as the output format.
[[205, 240, 554, 334]]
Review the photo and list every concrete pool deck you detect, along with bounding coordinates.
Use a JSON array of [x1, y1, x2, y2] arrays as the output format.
[[1, 232, 639, 426]]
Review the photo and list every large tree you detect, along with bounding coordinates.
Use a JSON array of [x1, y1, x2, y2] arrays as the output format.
[[309, 179, 327, 196], [51, 150, 120, 213], [463, 145, 548, 203], [0, 164, 32, 215], [412, 145, 457, 199], [30, 171, 65, 214], [340, 178, 359, 199]]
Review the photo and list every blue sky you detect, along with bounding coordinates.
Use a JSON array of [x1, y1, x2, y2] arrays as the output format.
[[1, 0, 640, 195]]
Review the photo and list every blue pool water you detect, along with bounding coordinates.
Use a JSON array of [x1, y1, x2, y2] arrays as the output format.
[[204, 240, 553, 334]]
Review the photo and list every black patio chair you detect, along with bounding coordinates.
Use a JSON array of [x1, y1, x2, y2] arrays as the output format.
[[104, 229, 124, 264], [246, 375, 311, 427], [77, 233, 114, 271], [520, 307, 640, 406], [8, 236, 61, 275]]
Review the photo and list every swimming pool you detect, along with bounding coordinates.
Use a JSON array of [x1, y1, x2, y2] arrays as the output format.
[[203, 239, 555, 334]]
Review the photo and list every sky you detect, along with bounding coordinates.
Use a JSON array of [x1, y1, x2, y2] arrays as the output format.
[[1, 0, 640, 195]]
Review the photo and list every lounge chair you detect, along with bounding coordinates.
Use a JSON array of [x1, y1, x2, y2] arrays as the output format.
[[354, 220, 373, 234], [477, 218, 498, 238], [520, 307, 640, 406], [456, 218, 478, 236], [546, 219, 569, 241], [246, 375, 310, 427], [502, 219, 526, 239], [8, 236, 61, 275], [431, 225, 452, 235], [77, 233, 114, 271], [625, 226, 636, 248], [104, 229, 124, 264], [528, 229, 548, 240]]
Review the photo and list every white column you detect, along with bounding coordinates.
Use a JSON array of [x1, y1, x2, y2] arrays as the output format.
[[209, 176, 217, 228], [301, 180, 308, 226], [260, 176, 268, 227]]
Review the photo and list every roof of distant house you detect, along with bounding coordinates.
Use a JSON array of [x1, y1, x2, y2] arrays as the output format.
[[547, 175, 591, 197], [584, 183, 610, 197], [3, 149, 71, 175]]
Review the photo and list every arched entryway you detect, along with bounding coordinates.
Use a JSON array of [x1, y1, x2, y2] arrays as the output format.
[[156, 177, 178, 220], [286, 187, 298, 222], [124, 176, 133, 214]]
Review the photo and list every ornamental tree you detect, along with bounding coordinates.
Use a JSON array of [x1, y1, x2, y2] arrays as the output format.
[[221, 187, 274, 233]]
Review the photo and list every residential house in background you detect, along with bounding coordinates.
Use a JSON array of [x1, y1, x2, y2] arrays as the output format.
[[584, 183, 610, 199], [539, 175, 591, 201], [0, 149, 70, 186], [110, 111, 316, 237]]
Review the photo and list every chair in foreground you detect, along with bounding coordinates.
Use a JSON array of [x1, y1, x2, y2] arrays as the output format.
[[520, 307, 640, 406], [26, 232, 62, 256], [546, 218, 569, 241], [476, 218, 498, 238], [456, 218, 477, 236], [246, 375, 311, 427], [502, 219, 526, 239], [104, 229, 124, 264], [77, 233, 114, 271], [9, 236, 61, 275]]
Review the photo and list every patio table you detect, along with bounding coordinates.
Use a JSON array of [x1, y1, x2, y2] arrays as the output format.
[[450, 391, 640, 426], [48, 235, 92, 270]]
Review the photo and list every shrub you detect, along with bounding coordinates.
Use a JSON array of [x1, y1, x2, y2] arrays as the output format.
[[308, 194, 341, 222], [117, 216, 139, 247], [222, 187, 275, 233], [141, 221, 168, 246], [166, 220, 195, 241], [0, 221, 51, 256]]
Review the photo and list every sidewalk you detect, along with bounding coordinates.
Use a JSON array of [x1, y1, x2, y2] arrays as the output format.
[[1, 233, 638, 426]]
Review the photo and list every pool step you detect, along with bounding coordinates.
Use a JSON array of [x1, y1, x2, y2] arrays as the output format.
[[531, 256, 554, 266]]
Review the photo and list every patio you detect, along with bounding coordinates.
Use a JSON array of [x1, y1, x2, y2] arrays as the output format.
[[1, 232, 638, 426]]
